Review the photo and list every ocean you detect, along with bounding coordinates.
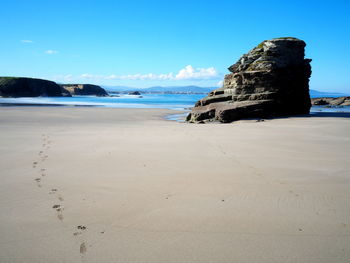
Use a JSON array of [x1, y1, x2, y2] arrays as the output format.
[[0, 94, 204, 110], [0, 93, 349, 113]]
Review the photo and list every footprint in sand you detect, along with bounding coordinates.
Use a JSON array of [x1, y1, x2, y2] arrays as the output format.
[[49, 189, 57, 194], [52, 204, 61, 209], [74, 227, 88, 259], [34, 178, 42, 187], [77, 225, 87, 230], [41, 168, 47, 177], [48, 189, 64, 201], [52, 204, 64, 221], [80, 242, 87, 256], [32, 161, 38, 168], [57, 210, 64, 221]]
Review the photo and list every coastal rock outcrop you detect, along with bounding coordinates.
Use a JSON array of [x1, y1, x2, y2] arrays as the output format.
[[60, 84, 108, 96], [186, 37, 312, 123], [128, 91, 141, 95], [0, 77, 66, 97], [312, 97, 350, 106]]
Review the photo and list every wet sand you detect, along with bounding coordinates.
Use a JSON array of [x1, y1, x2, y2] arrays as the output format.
[[0, 107, 350, 263]]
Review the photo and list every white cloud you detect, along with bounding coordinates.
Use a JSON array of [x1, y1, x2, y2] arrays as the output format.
[[78, 65, 219, 81], [158, 73, 174, 80], [80, 73, 96, 79], [45, 50, 58, 54], [21, 40, 33, 43], [175, 65, 218, 80]]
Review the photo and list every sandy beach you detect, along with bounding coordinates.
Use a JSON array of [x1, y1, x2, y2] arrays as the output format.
[[0, 107, 350, 263]]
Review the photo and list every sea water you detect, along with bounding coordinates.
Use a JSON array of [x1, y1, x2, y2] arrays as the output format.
[[0, 94, 204, 110], [0, 93, 349, 113]]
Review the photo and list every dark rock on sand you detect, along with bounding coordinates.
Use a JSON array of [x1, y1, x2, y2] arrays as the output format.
[[60, 84, 108, 96], [0, 77, 66, 97], [312, 97, 350, 106], [187, 37, 312, 123]]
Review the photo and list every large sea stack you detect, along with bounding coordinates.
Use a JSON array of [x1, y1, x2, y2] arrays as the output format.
[[187, 37, 312, 123]]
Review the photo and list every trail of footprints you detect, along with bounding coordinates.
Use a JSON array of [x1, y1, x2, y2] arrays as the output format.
[[32, 134, 98, 259]]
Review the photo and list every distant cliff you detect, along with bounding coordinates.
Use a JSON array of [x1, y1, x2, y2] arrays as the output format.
[[0, 77, 66, 97], [60, 84, 108, 96], [0, 77, 109, 97]]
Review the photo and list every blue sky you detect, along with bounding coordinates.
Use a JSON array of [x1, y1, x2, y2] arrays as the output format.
[[1, 0, 350, 92]]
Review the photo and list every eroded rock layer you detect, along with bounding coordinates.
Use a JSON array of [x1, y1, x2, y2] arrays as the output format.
[[60, 84, 108, 96], [187, 37, 312, 123], [312, 97, 350, 106]]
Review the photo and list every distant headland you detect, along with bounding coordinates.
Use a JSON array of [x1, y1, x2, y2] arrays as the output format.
[[0, 77, 108, 97]]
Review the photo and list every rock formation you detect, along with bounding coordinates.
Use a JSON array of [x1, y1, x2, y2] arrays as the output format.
[[311, 97, 350, 106], [128, 91, 141, 95], [187, 37, 312, 123], [60, 84, 108, 96], [0, 77, 67, 97]]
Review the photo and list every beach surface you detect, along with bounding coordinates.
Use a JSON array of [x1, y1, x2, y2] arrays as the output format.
[[0, 107, 350, 263]]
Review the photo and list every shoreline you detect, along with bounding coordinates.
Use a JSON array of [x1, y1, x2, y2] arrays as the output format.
[[1, 94, 350, 115], [0, 107, 350, 263], [1, 102, 350, 116]]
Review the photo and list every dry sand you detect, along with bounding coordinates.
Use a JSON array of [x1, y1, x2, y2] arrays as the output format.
[[0, 107, 350, 263]]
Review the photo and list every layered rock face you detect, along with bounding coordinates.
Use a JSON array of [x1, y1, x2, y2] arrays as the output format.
[[0, 77, 65, 97], [60, 84, 108, 96], [187, 37, 312, 123]]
